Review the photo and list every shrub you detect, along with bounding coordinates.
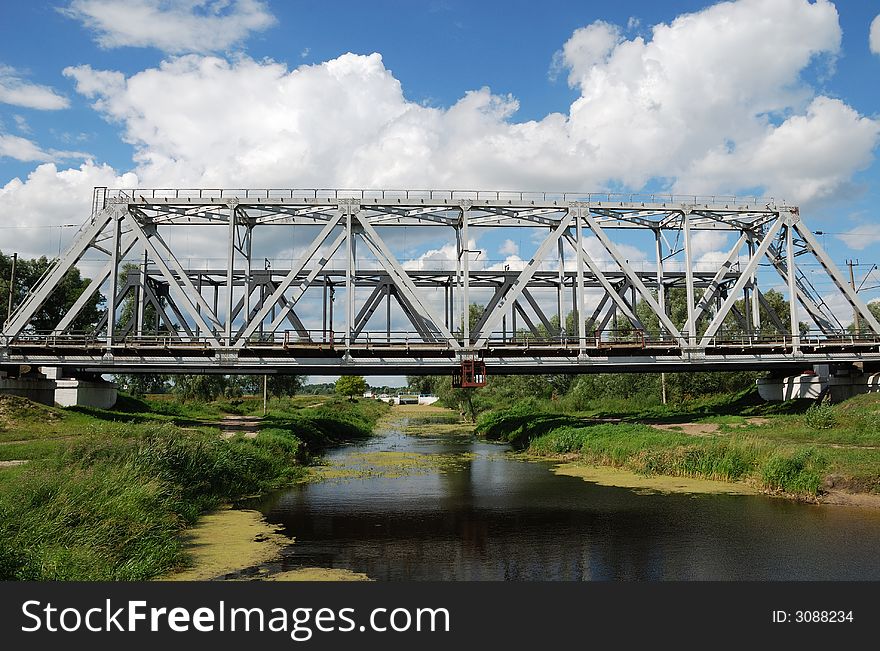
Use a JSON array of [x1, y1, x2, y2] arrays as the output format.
[[804, 403, 836, 430], [761, 448, 825, 495]]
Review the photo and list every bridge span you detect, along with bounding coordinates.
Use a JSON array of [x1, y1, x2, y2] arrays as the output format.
[[2, 188, 880, 377]]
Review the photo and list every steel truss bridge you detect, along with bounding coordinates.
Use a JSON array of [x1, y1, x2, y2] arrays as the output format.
[[2, 187, 880, 377]]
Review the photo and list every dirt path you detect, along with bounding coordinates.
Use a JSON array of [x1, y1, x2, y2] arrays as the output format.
[[219, 415, 261, 439]]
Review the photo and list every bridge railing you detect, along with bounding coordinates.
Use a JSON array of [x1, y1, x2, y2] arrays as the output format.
[[8, 329, 880, 351], [105, 187, 773, 207]]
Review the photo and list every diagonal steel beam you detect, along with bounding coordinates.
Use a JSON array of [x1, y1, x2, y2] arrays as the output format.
[[691, 233, 747, 325], [234, 212, 345, 345], [794, 220, 880, 334], [513, 301, 541, 338], [352, 285, 386, 338], [562, 232, 643, 330], [134, 214, 224, 329], [4, 208, 115, 340], [763, 248, 841, 334], [356, 216, 460, 347], [391, 288, 436, 342], [472, 278, 515, 334], [256, 230, 347, 341], [125, 214, 222, 348], [582, 211, 684, 344], [473, 212, 573, 349], [520, 288, 557, 335], [757, 288, 788, 333], [699, 217, 785, 346], [51, 233, 137, 334]]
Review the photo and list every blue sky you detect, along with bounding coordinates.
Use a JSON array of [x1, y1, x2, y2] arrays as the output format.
[[2, 1, 880, 386]]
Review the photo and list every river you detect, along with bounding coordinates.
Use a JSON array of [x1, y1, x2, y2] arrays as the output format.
[[247, 408, 880, 581]]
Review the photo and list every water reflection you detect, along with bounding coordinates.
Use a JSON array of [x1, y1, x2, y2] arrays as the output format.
[[252, 419, 880, 581]]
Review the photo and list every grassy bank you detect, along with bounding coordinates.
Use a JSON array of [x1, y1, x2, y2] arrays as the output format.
[[0, 394, 388, 580], [476, 391, 880, 499]]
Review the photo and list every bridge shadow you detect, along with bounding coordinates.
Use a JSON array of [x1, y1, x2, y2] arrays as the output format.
[[66, 394, 209, 428], [599, 387, 815, 425]]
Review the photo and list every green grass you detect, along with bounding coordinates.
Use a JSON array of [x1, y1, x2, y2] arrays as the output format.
[[477, 390, 880, 498], [0, 393, 388, 580]]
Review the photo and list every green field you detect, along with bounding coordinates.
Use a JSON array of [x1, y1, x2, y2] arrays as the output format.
[[475, 389, 880, 497], [0, 393, 388, 580]]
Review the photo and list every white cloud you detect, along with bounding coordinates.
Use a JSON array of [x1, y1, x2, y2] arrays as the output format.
[[0, 0, 875, 276], [53, 0, 873, 206], [871, 14, 880, 55], [499, 239, 519, 256], [61, 0, 276, 54], [403, 239, 481, 271], [0, 162, 138, 259], [0, 64, 69, 110], [13, 115, 31, 134], [0, 134, 90, 163], [0, 134, 54, 162], [837, 225, 880, 251]]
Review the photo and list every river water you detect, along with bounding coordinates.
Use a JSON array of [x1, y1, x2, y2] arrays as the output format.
[[250, 412, 880, 581]]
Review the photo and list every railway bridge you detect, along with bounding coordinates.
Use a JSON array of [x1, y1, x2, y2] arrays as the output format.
[[2, 188, 880, 381]]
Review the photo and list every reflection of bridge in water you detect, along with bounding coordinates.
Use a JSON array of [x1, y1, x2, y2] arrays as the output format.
[[2, 188, 880, 377]]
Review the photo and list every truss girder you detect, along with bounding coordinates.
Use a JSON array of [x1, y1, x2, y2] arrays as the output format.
[[4, 188, 879, 374]]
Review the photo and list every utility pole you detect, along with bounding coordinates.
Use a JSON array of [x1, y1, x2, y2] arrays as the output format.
[[5, 252, 17, 327], [262, 375, 268, 416], [847, 259, 859, 335]]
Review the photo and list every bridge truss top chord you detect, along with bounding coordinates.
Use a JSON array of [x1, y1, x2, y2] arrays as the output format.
[[2, 187, 880, 376]]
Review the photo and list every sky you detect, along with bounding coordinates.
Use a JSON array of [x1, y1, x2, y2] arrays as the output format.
[[1, 0, 880, 385]]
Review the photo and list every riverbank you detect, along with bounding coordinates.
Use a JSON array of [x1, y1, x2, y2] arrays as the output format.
[[476, 393, 880, 505], [0, 393, 388, 580]]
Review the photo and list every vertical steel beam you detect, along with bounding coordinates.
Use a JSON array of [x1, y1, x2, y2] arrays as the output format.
[[683, 210, 697, 346], [386, 284, 391, 342], [105, 211, 121, 349], [557, 236, 565, 338], [574, 206, 587, 355], [322, 277, 328, 342], [244, 224, 252, 332], [786, 220, 800, 350], [455, 227, 461, 337], [345, 203, 354, 350], [748, 236, 761, 334], [136, 249, 147, 338], [225, 202, 237, 345], [655, 229, 665, 337], [461, 205, 471, 346]]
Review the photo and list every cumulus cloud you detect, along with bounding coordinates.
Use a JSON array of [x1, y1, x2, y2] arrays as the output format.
[[0, 0, 876, 279], [0, 162, 138, 259], [61, 0, 276, 54], [838, 224, 880, 251], [0, 64, 69, 110], [53, 0, 874, 206], [499, 239, 519, 256], [871, 14, 880, 55]]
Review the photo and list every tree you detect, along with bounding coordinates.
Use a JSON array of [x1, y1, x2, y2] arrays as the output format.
[[335, 375, 367, 401], [231, 374, 305, 397], [115, 374, 168, 396], [407, 375, 436, 395], [172, 375, 229, 402], [1, 252, 103, 332], [847, 301, 880, 335]]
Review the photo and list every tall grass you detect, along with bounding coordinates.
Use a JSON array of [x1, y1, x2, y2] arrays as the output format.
[[483, 403, 833, 496], [0, 397, 389, 581]]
